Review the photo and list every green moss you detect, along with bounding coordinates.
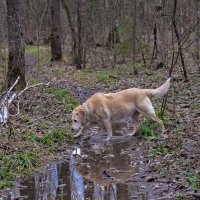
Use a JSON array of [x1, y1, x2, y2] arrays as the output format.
[[175, 192, 185, 199], [47, 87, 78, 111], [53, 70, 64, 78], [188, 175, 200, 191], [0, 151, 40, 189], [26, 130, 73, 148], [72, 66, 125, 87], [137, 118, 158, 138], [138, 112, 169, 138], [23, 115, 31, 123], [96, 73, 115, 84], [0, 181, 14, 189], [148, 145, 170, 156]]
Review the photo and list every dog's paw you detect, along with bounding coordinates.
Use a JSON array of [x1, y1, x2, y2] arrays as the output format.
[[106, 136, 111, 141], [73, 133, 81, 138], [129, 131, 137, 136]]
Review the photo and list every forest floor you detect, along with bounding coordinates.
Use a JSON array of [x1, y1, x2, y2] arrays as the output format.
[[0, 47, 200, 199]]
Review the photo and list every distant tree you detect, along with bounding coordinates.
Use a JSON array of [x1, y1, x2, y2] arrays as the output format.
[[6, 0, 26, 89], [196, 0, 200, 59], [172, 0, 189, 82], [76, 0, 83, 69], [50, 0, 62, 61], [61, 0, 78, 65], [132, 0, 138, 74]]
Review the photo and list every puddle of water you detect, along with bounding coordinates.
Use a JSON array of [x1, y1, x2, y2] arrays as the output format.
[[6, 139, 148, 200], [6, 125, 149, 200]]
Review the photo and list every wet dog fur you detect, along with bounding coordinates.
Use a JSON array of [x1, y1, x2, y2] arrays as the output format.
[[71, 78, 171, 140]]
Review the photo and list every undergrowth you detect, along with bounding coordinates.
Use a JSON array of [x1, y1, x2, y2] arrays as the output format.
[[47, 87, 78, 110], [26, 130, 73, 148], [0, 151, 40, 189], [0, 84, 76, 189], [137, 111, 169, 138], [25, 45, 50, 67]]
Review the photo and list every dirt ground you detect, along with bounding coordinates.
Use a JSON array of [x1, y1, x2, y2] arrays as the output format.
[[0, 55, 199, 199]]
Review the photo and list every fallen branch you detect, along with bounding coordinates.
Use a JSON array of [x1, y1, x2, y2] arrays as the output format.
[[0, 77, 50, 125]]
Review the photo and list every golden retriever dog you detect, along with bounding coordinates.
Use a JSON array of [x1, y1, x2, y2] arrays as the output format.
[[71, 78, 171, 140]]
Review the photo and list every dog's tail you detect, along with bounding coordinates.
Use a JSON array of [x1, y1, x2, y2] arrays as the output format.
[[146, 78, 171, 96]]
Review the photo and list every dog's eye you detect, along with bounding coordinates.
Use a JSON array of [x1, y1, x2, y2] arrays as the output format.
[[74, 119, 77, 122]]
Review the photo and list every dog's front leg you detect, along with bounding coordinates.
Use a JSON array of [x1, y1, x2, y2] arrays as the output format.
[[73, 123, 90, 138], [102, 119, 112, 141]]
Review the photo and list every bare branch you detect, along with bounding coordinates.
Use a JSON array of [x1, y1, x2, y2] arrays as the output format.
[[0, 80, 50, 126]]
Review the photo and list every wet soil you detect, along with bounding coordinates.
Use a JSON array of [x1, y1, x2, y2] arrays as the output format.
[[1, 56, 199, 200], [6, 135, 149, 200]]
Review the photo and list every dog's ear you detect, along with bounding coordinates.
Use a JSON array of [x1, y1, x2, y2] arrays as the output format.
[[77, 107, 86, 120]]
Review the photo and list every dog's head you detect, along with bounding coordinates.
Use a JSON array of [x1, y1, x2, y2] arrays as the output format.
[[71, 106, 86, 131]]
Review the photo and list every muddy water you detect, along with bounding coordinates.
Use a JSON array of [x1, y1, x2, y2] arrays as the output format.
[[8, 128, 148, 200]]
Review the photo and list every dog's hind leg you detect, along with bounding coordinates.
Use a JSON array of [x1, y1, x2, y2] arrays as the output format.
[[102, 119, 113, 141], [130, 111, 140, 136], [137, 98, 166, 134]]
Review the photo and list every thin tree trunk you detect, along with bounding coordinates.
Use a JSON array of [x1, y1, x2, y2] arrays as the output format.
[[6, 0, 26, 89], [154, 0, 166, 69], [132, 0, 138, 74], [196, 0, 200, 59], [76, 0, 82, 69], [50, 0, 62, 61], [61, 0, 77, 64], [172, 0, 189, 82], [149, 23, 158, 70]]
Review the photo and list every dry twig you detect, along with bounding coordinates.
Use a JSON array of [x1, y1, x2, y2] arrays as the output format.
[[0, 77, 49, 125]]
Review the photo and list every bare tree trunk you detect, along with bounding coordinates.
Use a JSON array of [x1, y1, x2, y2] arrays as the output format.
[[50, 0, 62, 61], [149, 23, 158, 70], [132, 0, 138, 74], [6, 0, 26, 89], [172, 0, 189, 82], [61, 0, 77, 64], [24, 7, 33, 45], [76, 0, 83, 69], [155, 0, 165, 69], [196, 0, 200, 59]]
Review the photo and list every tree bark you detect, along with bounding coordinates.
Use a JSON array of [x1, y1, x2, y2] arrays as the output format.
[[50, 0, 62, 61], [196, 0, 200, 59], [132, 0, 138, 74], [61, 0, 77, 64], [76, 0, 83, 69], [172, 0, 189, 82], [6, 0, 26, 89]]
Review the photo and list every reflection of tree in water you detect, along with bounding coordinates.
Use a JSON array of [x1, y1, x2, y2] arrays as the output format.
[[94, 183, 105, 199], [9, 181, 21, 200], [71, 140, 140, 200], [34, 163, 58, 200], [17, 140, 147, 199], [70, 163, 84, 200], [94, 183, 117, 200]]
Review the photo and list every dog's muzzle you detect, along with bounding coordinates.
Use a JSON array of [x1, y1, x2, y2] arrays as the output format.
[[71, 123, 82, 132]]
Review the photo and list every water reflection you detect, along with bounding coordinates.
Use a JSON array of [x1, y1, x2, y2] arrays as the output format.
[[34, 163, 58, 200], [8, 138, 148, 200], [70, 164, 84, 200]]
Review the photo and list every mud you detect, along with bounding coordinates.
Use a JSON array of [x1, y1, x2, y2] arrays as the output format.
[[2, 124, 182, 200], [1, 56, 197, 200], [6, 127, 150, 200]]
